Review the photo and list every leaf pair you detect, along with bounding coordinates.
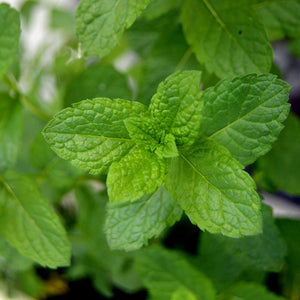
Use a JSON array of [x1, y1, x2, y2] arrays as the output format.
[[43, 71, 203, 206], [43, 71, 290, 246]]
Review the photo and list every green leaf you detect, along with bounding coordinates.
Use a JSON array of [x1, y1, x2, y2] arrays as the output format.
[[72, 184, 142, 295], [105, 186, 182, 251], [124, 117, 178, 158], [0, 173, 71, 268], [76, 0, 152, 57], [201, 74, 290, 166], [50, 8, 75, 32], [276, 219, 300, 300], [289, 37, 300, 58], [124, 116, 163, 150], [255, 0, 300, 41], [150, 71, 203, 146], [0, 3, 20, 77], [199, 205, 286, 289], [172, 288, 198, 300], [166, 138, 262, 237], [107, 148, 166, 204], [0, 93, 23, 172], [256, 114, 300, 195], [42, 98, 147, 174], [223, 282, 286, 300], [0, 234, 33, 271], [144, 0, 181, 20], [64, 64, 132, 107], [136, 246, 215, 300], [181, 0, 272, 78]]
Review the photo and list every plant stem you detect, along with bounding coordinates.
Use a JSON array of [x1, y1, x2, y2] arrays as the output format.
[[175, 48, 193, 71], [3, 74, 51, 121]]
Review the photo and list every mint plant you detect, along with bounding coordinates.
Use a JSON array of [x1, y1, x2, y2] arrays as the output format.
[[43, 71, 290, 245], [0, 0, 300, 299]]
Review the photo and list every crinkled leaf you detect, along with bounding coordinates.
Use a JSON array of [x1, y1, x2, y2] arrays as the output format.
[[42, 98, 147, 174], [256, 114, 300, 195], [166, 138, 262, 237], [124, 116, 162, 151], [107, 148, 166, 204], [105, 186, 182, 251], [0, 4, 20, 77], [199, 205, 286, 289], [181, 0, 272, 78], [76, 0, 152, 57], [150, 71, 203, 146], [125, 117, 178, 158], [0, 93, 23, 172], [201, 74, 290, 166], [255, 0, 300, 41], [136, 246, 215, 300], [0, 173, 71, 268]]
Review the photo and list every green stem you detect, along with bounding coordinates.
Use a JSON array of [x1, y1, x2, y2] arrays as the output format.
[[3, 74, 51, 121], [175, 48, 193, 71]]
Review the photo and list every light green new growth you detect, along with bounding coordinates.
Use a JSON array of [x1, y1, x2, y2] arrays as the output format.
[[136, 246, 215, 300], [0, 4, 20, 77], [124, 117, 178, 158], [105, 187, 182, 251], [201, 74, 290, 166], [166, 138, 262, 237], [181, 0, 273, 78], [150, 71, 203, 146], [0, 173, 71, 268], [107, 148, 166, 204], [76, 0, 152, 57]]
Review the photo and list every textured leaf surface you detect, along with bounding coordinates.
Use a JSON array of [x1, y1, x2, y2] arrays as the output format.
[[0, 4, 20, 77], [199, 205, 286, 289], [125, 116, 162, 151], [150, 71, 203, 146], [43, 98, 147, 174], [76, 0, 152, 57], [181, 0, 272, 78], [224, 283, 286, 300], [256, 114, 300, 195], [166, 139, 262, 237], [107, 148, 166, 204], [0, 173, 70, 268], [201, 74, 290, 166], [125, 117, 178, 158], [105, 187, 182, 251], [136, 246, 215, 300], [0, 94, 23, 172], [255, 0, 300, 41]]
